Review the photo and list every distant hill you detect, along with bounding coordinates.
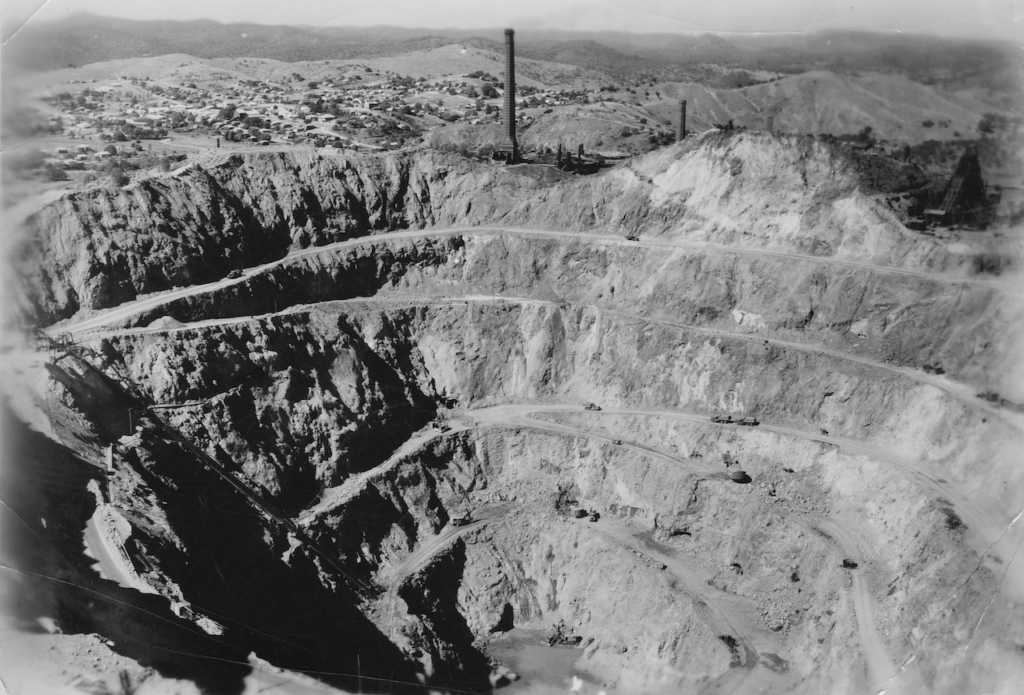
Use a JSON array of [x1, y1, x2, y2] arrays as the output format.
[[0, 15, 457, 72], [427, 69, 1006, 159], [4, 13, 1017, 95], [646, 71, 1002, 143], [16, 46, 609, 93]]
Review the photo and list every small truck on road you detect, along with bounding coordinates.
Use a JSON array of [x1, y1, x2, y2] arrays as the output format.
[[451, 512, 473, 527]]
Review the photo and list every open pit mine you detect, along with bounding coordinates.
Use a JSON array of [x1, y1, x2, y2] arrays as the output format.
[[3, 131, 1024, 695]]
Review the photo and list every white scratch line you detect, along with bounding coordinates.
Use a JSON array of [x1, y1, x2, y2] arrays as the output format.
[[2, 0, 50, 47]]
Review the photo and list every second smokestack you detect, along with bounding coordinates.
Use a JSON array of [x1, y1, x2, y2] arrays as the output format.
[[676, 100, 687, 142]]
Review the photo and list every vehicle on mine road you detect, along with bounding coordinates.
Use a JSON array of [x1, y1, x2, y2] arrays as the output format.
[[711, 415, 734, 424], [451, 512, 473, 527], [588, 510, 601, 522], [584, 402, 602, 411], [227, 269, 243, 279], [730, 470, 749, 483], [612, 439, 622, 445], [738, 416, 759, 426], [573, 508, 588, 519]]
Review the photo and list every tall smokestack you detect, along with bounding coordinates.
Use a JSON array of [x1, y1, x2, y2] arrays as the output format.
[[676, 100, 687, 142], [503, 28, 519, 161]]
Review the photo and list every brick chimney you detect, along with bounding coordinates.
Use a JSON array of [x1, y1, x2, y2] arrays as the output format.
[[503, 29, 519, 160], [676, 100, 687, 142]]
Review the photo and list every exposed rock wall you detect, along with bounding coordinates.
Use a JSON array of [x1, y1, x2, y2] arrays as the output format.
[[22, 133, 1018, 325], [104, 296, 1017, 505], [21, 149, 529, 322], [98, 292, 1024, 690], [16, 132, 1024, 693]]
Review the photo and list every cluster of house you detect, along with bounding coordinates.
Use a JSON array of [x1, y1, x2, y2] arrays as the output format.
[[40, 66, 609, 155]]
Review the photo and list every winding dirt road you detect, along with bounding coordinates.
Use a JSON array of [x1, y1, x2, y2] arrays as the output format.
[[461, 402, 1024, 603], [81, 292, 1021, 431], [51, 224, 1018, 338], [299, 422, 468, 524], [379, 503, 516, 587], [288, 392, 1015, 597], [575, 515, 762, 666], [293, 397, 962, 693]]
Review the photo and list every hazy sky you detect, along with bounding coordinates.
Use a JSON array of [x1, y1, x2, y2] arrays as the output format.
[[2, 0, 1019, 40]]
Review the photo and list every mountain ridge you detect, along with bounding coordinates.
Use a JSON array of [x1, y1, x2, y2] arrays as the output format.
[[4, 12, 1015, 94]]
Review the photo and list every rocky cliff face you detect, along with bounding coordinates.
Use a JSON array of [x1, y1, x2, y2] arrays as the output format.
[[20, 149, 532, 322], [11, 131, 1024, 694], [24, 133, 1018, 325]]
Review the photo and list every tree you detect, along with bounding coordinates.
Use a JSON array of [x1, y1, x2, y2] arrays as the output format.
[[978, 113, 1006, 135], [167, 112, 188, 129], [855, 125, 874, 144], [109, 167, 129, 187]]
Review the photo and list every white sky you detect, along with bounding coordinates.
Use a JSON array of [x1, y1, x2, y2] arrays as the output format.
[[2, 0, 1020, 40]]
